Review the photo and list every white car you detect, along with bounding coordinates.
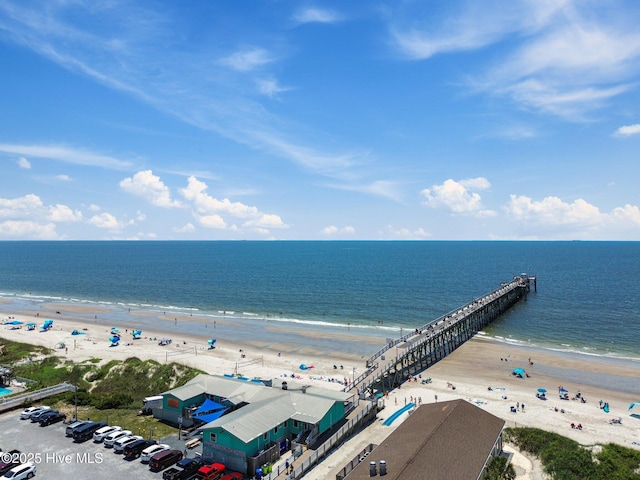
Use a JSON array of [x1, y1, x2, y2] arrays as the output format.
[[113, 435, 143, 453], [93, 425, 121, 442], [140, 443, 170, 463], [2, 462, 36, 479], [103, 430, 132, 447], [19, 406, 49, 420]]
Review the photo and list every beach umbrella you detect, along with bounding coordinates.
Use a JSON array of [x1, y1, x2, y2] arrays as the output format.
[[537, 388, 547, 393], [629, 402, 640, 411], [512, 368, 525, 375], [559, 387, 568, 393]]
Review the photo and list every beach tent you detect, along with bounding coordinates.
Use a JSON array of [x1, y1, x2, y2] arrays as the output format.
[[512, 368, 525, 378], [110, 327, 120, 334], [26, 322, 36, 331], [109, 335, 120, 346], [207, 339, 216, 349], [40, 319, 53, 331], [628, 402, 640, 411], [132, 330, 142, 339], [5, 320, 23, 325], [71, 329, 85, 335]]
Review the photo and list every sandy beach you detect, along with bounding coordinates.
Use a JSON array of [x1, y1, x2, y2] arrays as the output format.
[[1, 305, 640, 479]]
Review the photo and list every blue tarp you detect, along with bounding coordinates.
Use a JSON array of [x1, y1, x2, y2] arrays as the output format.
[[193, 398, 227, 423]]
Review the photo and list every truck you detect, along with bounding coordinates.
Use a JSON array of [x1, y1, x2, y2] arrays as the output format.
[[140, 395, 164, 415], [162, 457, 204, 480], [195, 462, 226, 480]]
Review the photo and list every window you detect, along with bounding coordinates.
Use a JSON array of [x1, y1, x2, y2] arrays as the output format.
[[211, 433, 217, 442], [274, 426, 278, 434], [263, 433, 268, 440]]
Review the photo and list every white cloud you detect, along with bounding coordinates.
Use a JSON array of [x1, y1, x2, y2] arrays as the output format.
[[17, 157, 31, 169], [504, 194, 603, 226], [56, 174, 72, 181], [382, 225, 431, 240], [120, 170, 182, 208], [219, 48, 273, 72], [0, 143, 132, 169], [179, 176, 287, 232], [48, 204, 82, 222], [88, 212, 129, 230], [0, 194, 43, 217], [321, 225, 355, 236], [421, 178, 496, 216], [391, 2, 640, 120], [293, 8, 342, 24], [199, 214, 226, 229], [88, 204, 101, 212], [243, 214, 286, 229], [614, 124, 640, 137], [0, 220, 59, 239], [173, 223, 195, 233], [257, 78, 292, 98]]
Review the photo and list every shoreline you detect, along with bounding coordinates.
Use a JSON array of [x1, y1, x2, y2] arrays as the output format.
[[2, 306, 640, 479]]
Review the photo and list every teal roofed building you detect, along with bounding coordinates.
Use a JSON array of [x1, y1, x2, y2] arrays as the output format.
[[156, 374, 355, 476]]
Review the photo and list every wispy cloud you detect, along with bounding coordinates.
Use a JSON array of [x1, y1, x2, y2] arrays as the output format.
[[293, 8, 342, 25], [0, 2, 365, 181], [219, 47, 274, 72], [389, 1, 640, 120], [0, 143, 132, 169], [17, 157, 31, 169]]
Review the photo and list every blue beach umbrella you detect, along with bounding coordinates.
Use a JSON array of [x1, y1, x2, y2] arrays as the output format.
[[629, 402, 640, 411], [537, 388, 547, 393]]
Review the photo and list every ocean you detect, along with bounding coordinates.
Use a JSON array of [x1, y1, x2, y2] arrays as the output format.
[[0, 241, 639, 361]]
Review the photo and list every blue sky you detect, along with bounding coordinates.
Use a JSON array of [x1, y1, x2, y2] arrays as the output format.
[[1, 1, 639, 240]]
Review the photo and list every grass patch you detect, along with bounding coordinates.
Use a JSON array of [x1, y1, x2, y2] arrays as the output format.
[[505, 427, 640, 480], [0, 336, 51, 363]]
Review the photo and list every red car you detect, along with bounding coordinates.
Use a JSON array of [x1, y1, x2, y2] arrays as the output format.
[[195, 462, 226, 480], [220, 473, 243, 480]]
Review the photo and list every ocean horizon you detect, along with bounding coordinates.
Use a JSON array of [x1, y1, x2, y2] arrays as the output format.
[[0, 241, 639, 362]]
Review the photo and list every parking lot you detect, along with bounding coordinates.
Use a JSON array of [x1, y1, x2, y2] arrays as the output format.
[[0, 410, 189, 479]]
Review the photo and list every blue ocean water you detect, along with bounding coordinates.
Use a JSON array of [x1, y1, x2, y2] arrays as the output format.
[[0, 241, 638, 360]]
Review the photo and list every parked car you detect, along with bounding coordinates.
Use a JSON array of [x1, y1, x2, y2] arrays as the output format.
[[140, 443, 170, 463], [2, 462, 36, 479], [113, 435, 143, 453], [123, 439, 156, 460], [220, 473, 243, 480], [39, 411, 66, 426], [162, 457, 203, 480], [93, 425, 122, 442], [65, 420, 90, 437], [149, 449, 183, 472], [0, 451, 20, 476], [29, 408, 57, 423], [103, 430, 132, 448], [19, 406, 49, 420], [194, 463, 226, 480], [72, 421, 108, 443]]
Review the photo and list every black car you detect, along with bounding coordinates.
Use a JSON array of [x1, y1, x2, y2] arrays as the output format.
[[39, 411, 67, 426], [123, 439, 156, 460], [0, 450, 20, 475], [30, 408, 58, 423], [73, 421, 108, 442]]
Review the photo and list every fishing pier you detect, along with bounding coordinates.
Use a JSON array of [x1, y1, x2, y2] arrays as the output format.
[[358, 273, 536, 395]]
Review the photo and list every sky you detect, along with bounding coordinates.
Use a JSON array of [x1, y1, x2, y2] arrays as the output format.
[[1, 1, 640, 241]]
